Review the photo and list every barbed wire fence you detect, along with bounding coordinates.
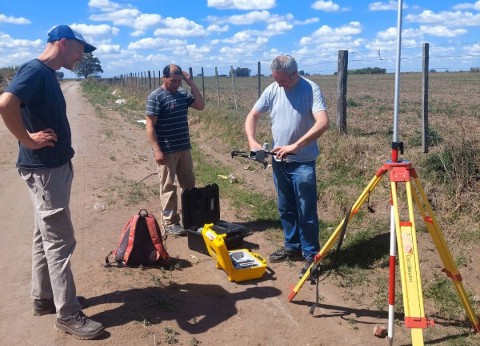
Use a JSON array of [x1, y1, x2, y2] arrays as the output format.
[[106, 43, 459, 147]]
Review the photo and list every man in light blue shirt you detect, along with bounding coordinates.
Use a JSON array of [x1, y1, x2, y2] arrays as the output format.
[[245, 55, 329, 278]]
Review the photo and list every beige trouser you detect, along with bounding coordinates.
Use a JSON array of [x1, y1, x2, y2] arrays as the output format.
[[157, 150, 195, 226], [18, 161, 82, 318]]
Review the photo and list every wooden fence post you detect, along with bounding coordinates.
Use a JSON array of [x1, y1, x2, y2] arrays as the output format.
[[336, 50, 348, 134], [215, 67, 220, 105], [201, 67, 205, 101], [230, 66, 238, 110], [148, 70, 152, 90], [422, 43, 430, 153], [257, 61, 261, 98]]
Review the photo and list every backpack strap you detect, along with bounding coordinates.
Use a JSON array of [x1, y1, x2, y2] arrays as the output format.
[[145, 215, 169, 262], [122, 215, 140, 265], [104, 250, 124, 267]]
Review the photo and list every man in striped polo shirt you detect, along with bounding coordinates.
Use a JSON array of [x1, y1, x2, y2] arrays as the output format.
[[146, 64, 205, 236]]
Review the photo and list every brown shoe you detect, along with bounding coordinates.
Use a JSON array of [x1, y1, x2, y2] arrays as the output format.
[[54, 311, 104, 340]]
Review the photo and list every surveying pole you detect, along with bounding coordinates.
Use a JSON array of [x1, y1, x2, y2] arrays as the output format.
[[387, 1, 404, 342]]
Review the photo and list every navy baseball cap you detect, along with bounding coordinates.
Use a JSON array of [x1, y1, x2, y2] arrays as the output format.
[[47, 25, 96, 53]]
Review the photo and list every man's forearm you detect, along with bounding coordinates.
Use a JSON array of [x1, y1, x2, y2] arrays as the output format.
[[189, 82, 205, 110]]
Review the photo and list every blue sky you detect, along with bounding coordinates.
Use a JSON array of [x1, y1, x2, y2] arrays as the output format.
[[1, 0, 479, 77]]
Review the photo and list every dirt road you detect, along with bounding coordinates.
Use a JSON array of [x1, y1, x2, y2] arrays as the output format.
[[0, 81, 421, 345]]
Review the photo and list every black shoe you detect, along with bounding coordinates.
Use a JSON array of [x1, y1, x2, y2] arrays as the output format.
[[268, 247, 303, 263], [55, 311, 105, 340], [166, 224, 187, 237], [33, 296, 87, 316], [299, 259, 313, 279]]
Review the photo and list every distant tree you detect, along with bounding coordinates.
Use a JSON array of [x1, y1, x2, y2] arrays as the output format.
[[349, 67, 386, 75], [232, 67, 251, 77], [73, 53, 103, 78], [470, 67, 480, 72], [299, 70, 305, 76], [56, 71, 64, 79]]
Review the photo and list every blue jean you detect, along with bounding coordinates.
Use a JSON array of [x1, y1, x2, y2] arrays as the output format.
[[272, 160, 320, 260]]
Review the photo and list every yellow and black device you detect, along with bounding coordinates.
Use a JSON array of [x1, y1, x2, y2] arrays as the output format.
[[201, 224, 267, 282]]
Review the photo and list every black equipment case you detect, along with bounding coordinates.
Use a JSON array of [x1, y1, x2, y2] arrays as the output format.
[[181, 183, 248, 255]]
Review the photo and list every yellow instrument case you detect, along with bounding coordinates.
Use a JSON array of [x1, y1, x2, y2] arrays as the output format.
[[201, 224, 266, 282]]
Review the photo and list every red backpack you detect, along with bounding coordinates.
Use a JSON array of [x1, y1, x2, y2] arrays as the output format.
[[105, 209, 169, 267]]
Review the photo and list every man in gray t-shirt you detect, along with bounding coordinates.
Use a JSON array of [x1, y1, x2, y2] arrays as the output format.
[[245, 55, 329, 278]]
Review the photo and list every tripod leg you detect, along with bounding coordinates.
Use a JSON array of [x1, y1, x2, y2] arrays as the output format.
[[411, 175, 480, 332], [288, 170, 386, 302], [392, 180, 432, 346]]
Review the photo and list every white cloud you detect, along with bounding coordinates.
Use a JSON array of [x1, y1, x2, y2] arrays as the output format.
[[406, 10, 480, 27], [223, 30, 255, 44], [266, 21, 293, 33], [88, 0, 121, 11], [469, 42, 480, 53], [0, 33, 42, 49], [70, 23, 119, 37], [95, 43, 121, 54], [419, 25, 468, 37], [376, 27, 398, 40], [207, 24, 229, 33], [0, 14, 30, 24], [311, 1, 347, 12], [294, 18, 320, 25], [207, 0, 276, 10], [89, 8, 141, 26], [369, 1, 403, 11], [185, 44, 211, 54], [153, 17, 207, 38], [227, 10, 271, 25], [453, 1, 480, 10], [128, 37, 187, 50], [311, 22, 362, 38], [134, 14, 162, 30]]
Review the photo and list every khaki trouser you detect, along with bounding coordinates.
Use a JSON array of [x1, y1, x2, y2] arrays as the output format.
[[157, 150, 195, 226], [18, 161, 82, 318]]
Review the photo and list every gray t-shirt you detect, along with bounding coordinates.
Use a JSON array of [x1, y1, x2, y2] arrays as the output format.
[[253, 77, 327, 162]]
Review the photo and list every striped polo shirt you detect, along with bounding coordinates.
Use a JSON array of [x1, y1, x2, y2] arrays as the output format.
[[146, 87, 194, 154]]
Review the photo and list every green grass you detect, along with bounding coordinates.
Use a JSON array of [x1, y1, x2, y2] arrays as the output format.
[[191, 142, 279, 223], [103, 175, 158, 206], [425, 273, 464, 319]]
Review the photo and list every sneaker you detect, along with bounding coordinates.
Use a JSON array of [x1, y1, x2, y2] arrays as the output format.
[[268, 247, 303, 263], [33, 296, 87, 316], [298, 259, 313, 279], [55, 311, 105, 340], [166, 224, 187, 237]]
